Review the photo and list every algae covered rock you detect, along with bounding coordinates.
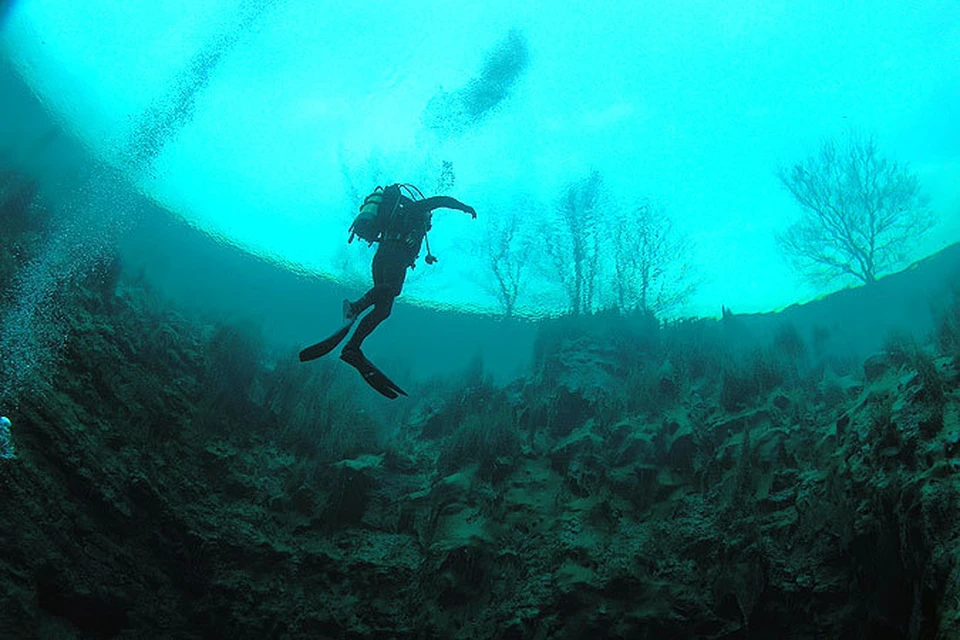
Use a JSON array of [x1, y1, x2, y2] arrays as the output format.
[[863, 352, 892, 382], [322, 453, 385, 527]]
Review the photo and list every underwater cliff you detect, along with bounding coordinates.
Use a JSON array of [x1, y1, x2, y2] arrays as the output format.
[[2, 172, 960, 639]]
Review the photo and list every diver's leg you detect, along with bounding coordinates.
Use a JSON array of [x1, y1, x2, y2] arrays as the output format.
[[346, 247, 391, 318], [346, 284, 392, 320], [343, 252, 406, 353], [343, 294, 396, 352]]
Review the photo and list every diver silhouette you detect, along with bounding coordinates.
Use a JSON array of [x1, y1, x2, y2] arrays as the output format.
[[299, 183, 476, 398]]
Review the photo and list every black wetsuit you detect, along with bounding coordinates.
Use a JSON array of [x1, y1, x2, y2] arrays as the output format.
[[344, 195, 471, 352]]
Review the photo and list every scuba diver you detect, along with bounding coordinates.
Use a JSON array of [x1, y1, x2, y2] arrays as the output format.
[[299, 183, 476, 398]]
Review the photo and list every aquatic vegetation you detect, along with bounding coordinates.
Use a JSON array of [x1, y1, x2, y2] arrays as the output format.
[[719, 348, 785, 413], [264, 355, 379, 463], [436, 408, 521, 481], [197, 322, 262, 432], [4, 256, 959, 637], [882, 328, 948, 421], [934, 288, 960, 360]]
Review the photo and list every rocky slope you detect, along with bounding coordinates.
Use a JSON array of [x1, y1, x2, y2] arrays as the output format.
[[2, 179, 960, 638]]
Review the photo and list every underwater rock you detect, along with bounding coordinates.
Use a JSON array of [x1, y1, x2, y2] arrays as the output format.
[[863, 353, 892, 382], [498, 459, 555, 535], [712, 409, 771, 443], [432, 540, 494, 608], [201, 439, 238, 474], [550, 423, 605, 496], [664, 418, 697, 474], [609, 422, 657, 467], [3, 210, 959, 638], [551, 422, 603, 463], [549, 387, 594, 437], [753, 427, 790, 467], [417, 409, 449, 440], [322, 454, 385, 528], [653, 467, 686, 502], [383, 445, 418, 474], [539, 336, 626, 436], [423, 497, 496, 607], [657, 360, 681, 402], [430, 466, 476, 508], [553, 559, 600, 608], [772, 393, 790, 411]]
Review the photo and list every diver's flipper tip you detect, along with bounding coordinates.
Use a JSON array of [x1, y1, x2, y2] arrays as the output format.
[[340, 349, 407, 399], [299, 322, 354, 362]]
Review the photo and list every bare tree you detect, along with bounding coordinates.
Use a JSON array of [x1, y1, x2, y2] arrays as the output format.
[[777, 135, 936, 285], [609, 201, 698, 319], [481, 209, 530, 317], [543, 171, 603, 315]]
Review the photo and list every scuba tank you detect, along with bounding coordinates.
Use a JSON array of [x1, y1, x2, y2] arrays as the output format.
[[348, 185, 401, 244]]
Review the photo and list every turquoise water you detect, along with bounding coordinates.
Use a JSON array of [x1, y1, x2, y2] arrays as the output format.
[[1, 0, 958, 385], [3, 1, 958, 314]]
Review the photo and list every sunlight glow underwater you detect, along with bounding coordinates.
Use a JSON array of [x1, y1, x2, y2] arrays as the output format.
[[2, 0, 959, 317]]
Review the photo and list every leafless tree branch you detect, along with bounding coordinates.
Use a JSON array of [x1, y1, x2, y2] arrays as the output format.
[[776, 134, 936, 286]]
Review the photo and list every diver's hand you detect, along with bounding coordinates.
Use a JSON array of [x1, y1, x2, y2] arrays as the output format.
[[463, 205, 477, 218]]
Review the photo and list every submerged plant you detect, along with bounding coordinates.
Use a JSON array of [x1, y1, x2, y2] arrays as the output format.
[[933, 289, 960, 360], [197, 322, 262, 431], [437, 408, 520, 481]]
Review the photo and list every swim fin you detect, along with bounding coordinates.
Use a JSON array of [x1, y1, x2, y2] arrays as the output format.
[[299, 321, 353, 362], [339, 348, 407, 399]]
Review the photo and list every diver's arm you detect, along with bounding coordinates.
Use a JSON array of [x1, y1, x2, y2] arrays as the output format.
[[418, 196, 477, 218]]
